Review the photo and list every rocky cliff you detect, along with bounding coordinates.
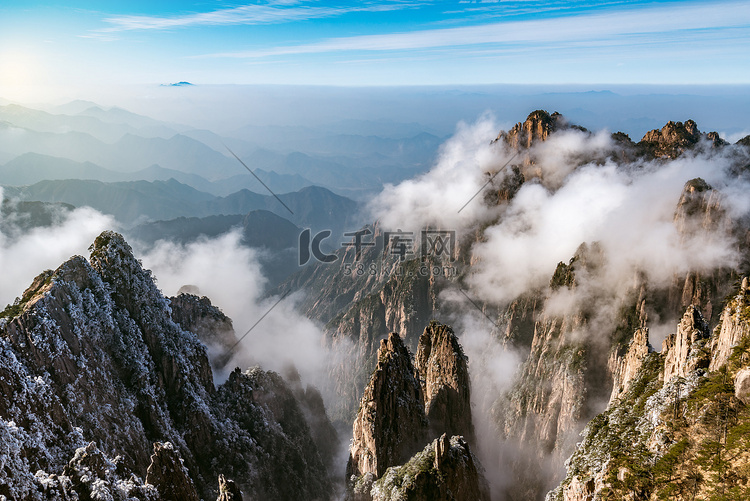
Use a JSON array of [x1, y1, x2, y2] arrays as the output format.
[[662, 305, 710, 383], [549, 285, 750, 500], [415, 322, 473, 442], [710, 278, 750, 370], [347, 323, 482, 500], [639, 119, 727, 159], [0, 231, 334, 500], [370, 434, 489, 501], [347, 332, 428, 482], [608, 327, 653, 405], [497, 110, 568, 150]]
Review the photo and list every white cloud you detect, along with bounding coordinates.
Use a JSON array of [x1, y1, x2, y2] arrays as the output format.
[[368, 115, 513, 233], [138, 230, 347, 397], [197, 1, 750, 59], [0, 198, 115, 308], [99, 1, 421, 32]]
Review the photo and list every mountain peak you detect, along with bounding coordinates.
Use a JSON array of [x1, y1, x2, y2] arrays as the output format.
[[415, 322, 473, 442], [498, 109, 569, 149], [639, 119, 727, 158], [348, 332, 427, 480]]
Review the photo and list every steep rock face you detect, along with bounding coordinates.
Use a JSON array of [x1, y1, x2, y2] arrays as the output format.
[[284, 366, 342, 474], [347, 324, 485, 501], [665, 178, 741, 325], [710, 279, 750, 370], [735, 367, 750, 404], [609, 327, 652, 404], [277, 225, 451, 426], [370, 434, 490, 501], [549, 280, 750, 501], [501, 312, 588, 453], [661, 305, 710, 382], [145, 442, 200, 501], [169, 292, 235, 354], [498, 110, 567, 150], [213, 367, 332, 501], [0, 231, 333, 500], [414, 322, 473, 442], [347, 333, 427, 480], [496, 243, 616, 500]]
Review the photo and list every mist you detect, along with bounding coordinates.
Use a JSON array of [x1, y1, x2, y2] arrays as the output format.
[[137, 231, 347, 402], [0, 190, 115, 308], [368, 112, 750, 496]]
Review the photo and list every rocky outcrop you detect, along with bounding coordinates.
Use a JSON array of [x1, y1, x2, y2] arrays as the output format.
[[550, 279, 750, 500], [346, 324, 482, 500], [169, 292, 236, 356], [145, 442, 200, 501], [609, 327, 652, 404], [673, 178, 727, 239], [710, 279, 750, 370], [498, 110, 567, 150], [639, 119, 726, 158], [0, 231, 333, 500], [217, 474, 243, 500], [414, 322, 473, 441], [213, 367, 332, 500], [347, 333, 428, 480], [735, 367, 750, 404], [370, 434, 490, 501], [661, 305, 710, 382]]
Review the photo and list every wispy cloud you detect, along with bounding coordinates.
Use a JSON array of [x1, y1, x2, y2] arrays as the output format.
[[194, 1, 750, 59], [97, 0, 421, 32]]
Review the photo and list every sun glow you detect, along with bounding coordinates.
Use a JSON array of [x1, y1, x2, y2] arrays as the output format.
[[0, 49, 48, 102]]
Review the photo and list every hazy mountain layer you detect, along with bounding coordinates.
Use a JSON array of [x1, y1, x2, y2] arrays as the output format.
[[3, 179, 358, 232]]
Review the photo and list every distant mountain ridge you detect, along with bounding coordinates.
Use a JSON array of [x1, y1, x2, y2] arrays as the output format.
[[2, 178, 359, 232]]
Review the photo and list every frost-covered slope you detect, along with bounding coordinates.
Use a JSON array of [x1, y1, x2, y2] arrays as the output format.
[[0, 231, 333, 500]]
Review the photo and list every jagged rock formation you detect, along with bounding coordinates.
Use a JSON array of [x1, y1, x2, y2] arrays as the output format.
[[370, 434, 490, 501], [415, 322, 473, 441], [497, 110, 568, 149], [275, 222, 454, 426], [145, 442, 200, 501], [710, 280, 750, 370], [347, 332, 428, 481], [270, 110, 750, 501], [217, 474, 243, 500], [665, 177, 740, 326], [608, 327, 652, 404], [639, 119, 727, 159], [347, 323, 481, 500], [169, 292, 236, 352], [495, 241, 617, 499], [549, 287, 750, 500], [662, 305, 710, 382], [0, 231, 333, 500]]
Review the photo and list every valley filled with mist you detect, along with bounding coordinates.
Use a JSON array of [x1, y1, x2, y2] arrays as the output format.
[[1, 86, 750, 501]]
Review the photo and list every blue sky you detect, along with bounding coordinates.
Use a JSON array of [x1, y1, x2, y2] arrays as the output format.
[[1, 0, 749, 98]]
